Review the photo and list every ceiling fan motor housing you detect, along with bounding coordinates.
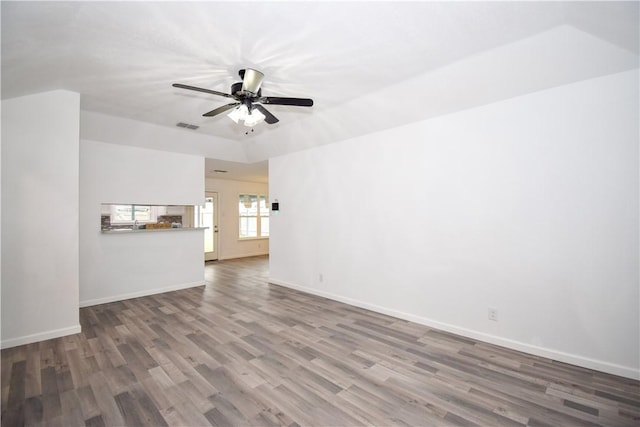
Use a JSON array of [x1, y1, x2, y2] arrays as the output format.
[[241, 68, 265, 94], [231, 81, 262, 98]]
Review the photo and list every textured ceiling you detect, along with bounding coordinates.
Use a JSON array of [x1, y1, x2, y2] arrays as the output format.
[[2, 1, 638, 181]]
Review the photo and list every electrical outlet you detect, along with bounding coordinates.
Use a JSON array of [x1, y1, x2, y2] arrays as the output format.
[[488, 307, 498, 321], [319, 273, 323, 283]]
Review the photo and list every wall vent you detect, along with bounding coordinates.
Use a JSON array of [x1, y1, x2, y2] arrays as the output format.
[[176, 122, 199, 130]]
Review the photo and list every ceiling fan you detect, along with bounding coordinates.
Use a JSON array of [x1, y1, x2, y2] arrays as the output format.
[[172, 69, 313, 127]]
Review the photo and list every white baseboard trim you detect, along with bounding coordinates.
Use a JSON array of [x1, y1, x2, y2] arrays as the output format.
[[269, 277, 639, 380], [1, 324, 82, 349], [80, 281, 205, 307], [219, 251, 269, 261]]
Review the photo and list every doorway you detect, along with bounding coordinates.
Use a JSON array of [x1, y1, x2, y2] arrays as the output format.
[[196, 192, 219, 261]]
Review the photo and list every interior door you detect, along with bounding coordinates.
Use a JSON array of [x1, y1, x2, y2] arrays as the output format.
[[198, 192, 219, 261]]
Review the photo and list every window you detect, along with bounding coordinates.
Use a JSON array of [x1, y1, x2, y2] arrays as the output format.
[[110, 205, 158, 224], [239, 194, 269, 238]]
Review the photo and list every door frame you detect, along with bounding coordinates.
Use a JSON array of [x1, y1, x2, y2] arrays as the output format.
[[202, 191, 219, 261]]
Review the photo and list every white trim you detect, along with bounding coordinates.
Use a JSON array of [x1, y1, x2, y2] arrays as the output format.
[[268, 278, 640, 381], [80, 281, 205, 307], [219, 251, 269, 261], [1, 325, 82, 349]]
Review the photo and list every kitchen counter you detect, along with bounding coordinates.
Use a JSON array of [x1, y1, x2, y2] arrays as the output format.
[[101, 227, 208, 234]]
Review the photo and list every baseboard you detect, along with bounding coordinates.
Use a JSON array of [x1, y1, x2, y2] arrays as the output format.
[[219, 251, 269, 261], [1, 324, 82, 349], [269, 277, 639, 381], [80, 280, 205, 307]]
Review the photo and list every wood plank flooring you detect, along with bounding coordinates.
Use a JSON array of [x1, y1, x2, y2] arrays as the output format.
[[2, 255, 639, 426]]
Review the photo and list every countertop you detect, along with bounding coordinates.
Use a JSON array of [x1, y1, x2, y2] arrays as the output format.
[[101, 227, 208, 234]]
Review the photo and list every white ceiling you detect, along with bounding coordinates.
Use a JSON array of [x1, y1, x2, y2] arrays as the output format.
[[2, 1, 638, 182]]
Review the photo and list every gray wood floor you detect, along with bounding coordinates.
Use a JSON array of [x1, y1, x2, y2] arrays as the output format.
[[2, 255, 639, 426]]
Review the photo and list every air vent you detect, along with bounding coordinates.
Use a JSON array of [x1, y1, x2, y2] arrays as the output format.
[[176, 122, 199, 130]]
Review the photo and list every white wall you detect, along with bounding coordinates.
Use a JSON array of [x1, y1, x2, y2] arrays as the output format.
[[205, 177, 269, 260], [269, 70, 639, 379], [0, 0, 3, 355], [1, 90, 81, 347], [80, 140, 205, 306]]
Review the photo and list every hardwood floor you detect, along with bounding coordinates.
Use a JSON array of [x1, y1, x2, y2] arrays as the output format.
[[2, 255, 639, 426]]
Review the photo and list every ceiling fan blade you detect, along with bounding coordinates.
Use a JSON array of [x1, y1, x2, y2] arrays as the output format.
[[241, 69, 264, 94], [172, 83, 234, 99], [260, 97, 314, 107], [203, 102, 240, 117], [253, 104, 279, 124]]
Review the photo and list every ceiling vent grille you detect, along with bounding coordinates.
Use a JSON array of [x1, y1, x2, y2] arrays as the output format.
[[176, 122, 199, 130]]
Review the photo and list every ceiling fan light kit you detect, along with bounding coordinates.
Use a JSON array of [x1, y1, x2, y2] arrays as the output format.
[[173, 68, 313, 130], [228, 104, 266, 127]]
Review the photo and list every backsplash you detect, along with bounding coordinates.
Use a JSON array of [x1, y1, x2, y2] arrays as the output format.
[[158, 215, 183, 224]]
